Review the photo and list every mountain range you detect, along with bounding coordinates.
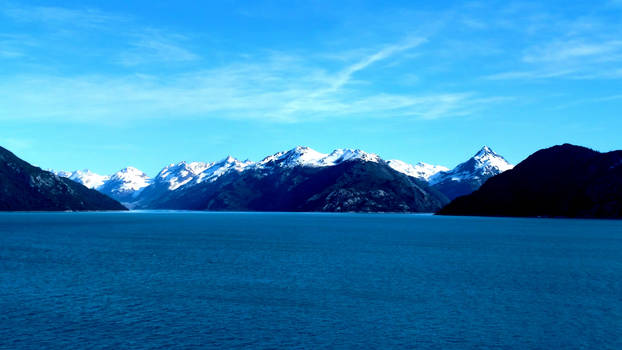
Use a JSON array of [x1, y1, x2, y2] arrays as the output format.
[[52, 146, 513, 211], [5, 142, 619, 217]]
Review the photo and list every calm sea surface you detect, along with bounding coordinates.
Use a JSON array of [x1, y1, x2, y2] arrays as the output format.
[[0, 212, 621, 349]]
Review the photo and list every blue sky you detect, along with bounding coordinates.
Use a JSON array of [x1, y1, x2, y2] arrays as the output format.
[[1, 0, 621, 175]]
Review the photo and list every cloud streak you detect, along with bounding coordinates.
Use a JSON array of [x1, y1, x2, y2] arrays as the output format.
[[117, 32, 200, 66], [6, 2, 591, 124], [485, 14, 622, 81], [328, 38, 427, 92], [0, 3, 494, 125], [523, 40, 622, 63], [0, 44, 499, 124], [1, 3, 129, 28]]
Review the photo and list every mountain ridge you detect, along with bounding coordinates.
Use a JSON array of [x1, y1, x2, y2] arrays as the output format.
[[0, 146, 127, 211]]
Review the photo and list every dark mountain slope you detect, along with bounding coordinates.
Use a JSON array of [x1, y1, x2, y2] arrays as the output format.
[[0, 146, 127, 211], [438, 144, 622, 218]]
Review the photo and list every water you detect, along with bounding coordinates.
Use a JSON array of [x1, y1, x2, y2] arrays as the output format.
[[0, 212, 621, 349]]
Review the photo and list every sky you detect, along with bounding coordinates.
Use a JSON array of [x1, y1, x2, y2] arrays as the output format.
[[1, 0, 621, 175]]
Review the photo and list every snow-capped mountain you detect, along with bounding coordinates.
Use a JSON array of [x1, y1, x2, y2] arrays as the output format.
[[132, 147, 383, 209], [133, 146, 447, 212], [154, 156, 252, 191], [429, 146, 513, 200], [96, 167, 152, 205], [130, 156, 254, 208], [156, 161, 212, 190], [195, 156, 252, 183], [55, 167, 150, 190], [387, 160, 449, 180], [53, 166, 150, 206], [51, 169, 109, 189], [256, 146, 381, 168], [429, 146, 513, 185]]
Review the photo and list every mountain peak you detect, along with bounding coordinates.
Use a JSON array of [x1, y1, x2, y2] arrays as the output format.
[[428, 146, 514, 199], [105, 167, 151, 193], [259, 146, 325, 168], [286, 146, 325, 158], [292, 145, 312, 152], [324, 148, 381, 164], [221, 155, 236, 163], [116, 166, 144, 175], [471, 147, 512, 172], [475, 145, 495, 157]]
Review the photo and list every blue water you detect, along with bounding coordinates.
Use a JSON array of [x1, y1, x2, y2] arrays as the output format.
[[0, 212, 621, 349]]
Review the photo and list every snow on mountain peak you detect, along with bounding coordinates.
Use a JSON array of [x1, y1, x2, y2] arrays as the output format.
[[258, 146, 381, 169], [428, 146, 513, 185], [108, 167, 152, 192], [156, 161, 211, 190], [221, 155, 237, 164], [196, 156, 251, 184], [472, 146, 513, 173], [387, 160, 449, 180], [51, 170, 72, 178], [153, 156, 253, 191], [258, 146, 327, 168], [476, 145, 493, 156], [115, 166, 141, 175], [322, 148, 381, 165], [51, 169, 109, 189]]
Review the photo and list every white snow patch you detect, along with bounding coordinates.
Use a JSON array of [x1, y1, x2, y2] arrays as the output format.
[[387, 160, 449, 180], [108, 167, 152, 192], [51, 169, 110, 189], [153, 156, 253, 191], [256, 146, 381, 169]]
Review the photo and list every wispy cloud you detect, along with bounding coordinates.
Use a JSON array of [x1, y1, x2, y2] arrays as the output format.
[[279, 38, 428, 117], [486, 38, 622, 80], [0, 40, 501, 124], [327, 38, 426, 92], [485, 69, 578, 80], [1, 3, 129, 28], [523, 40, 622, 63], [553, 93, 622, 109], [4, 2, 586, 124], [490, 8, 622, 80], [1, 3, 198, 67], [0, 33, 37, 59], [0, 47, 22, 58], [0, 3, 492, 125], [117, 31, 200, 66]]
